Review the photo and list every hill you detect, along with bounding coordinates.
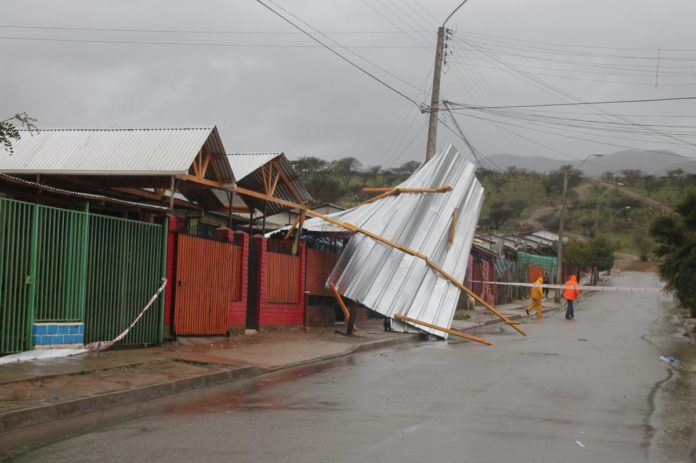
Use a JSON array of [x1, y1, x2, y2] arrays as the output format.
[[485, 149, 696, 176]]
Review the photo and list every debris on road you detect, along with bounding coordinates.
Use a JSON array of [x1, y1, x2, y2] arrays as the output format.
[[659, 355, 681, 366]]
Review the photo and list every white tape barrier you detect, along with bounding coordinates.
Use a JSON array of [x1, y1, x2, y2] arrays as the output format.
[[0, 279, 169, 364], [85, 278, 168, 352], [470, 280, 662, 293]]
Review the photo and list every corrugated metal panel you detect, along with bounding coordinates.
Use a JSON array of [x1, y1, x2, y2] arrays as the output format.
[[1, 128, 231, 181], [286, 145, 484, 338], [227, 153, 313, 215], [228, 153, 281, 181]]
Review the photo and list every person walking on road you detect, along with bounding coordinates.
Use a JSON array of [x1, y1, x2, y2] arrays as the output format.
[[526, 276, 544, 319], [542, 273, 550, 298], [563, 275, 580, 320]]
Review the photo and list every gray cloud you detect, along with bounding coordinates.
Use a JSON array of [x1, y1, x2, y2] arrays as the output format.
[[2, 0, 696, 168]]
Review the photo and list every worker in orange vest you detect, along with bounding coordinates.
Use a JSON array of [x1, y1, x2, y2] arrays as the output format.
[[526, 276, 544, 319], [563, 275, 580, 320]]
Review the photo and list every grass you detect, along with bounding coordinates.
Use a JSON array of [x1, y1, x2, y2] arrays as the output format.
[[453, 312, 471, 321]]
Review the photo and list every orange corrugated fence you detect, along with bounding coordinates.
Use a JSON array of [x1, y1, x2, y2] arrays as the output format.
[[174, 235, 241, 335], [306, 248, 340, 296], [266, 251, 301, 303]]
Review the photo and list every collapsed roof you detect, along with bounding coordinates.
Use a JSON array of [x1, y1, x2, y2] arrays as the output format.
[[289, 145, 485, 338]]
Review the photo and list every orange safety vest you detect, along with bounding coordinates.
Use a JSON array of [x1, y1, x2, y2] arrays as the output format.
[[563, 277, 580, 301]]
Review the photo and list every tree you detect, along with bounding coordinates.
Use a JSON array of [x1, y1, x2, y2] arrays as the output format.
[[564, 237, 615, 284], [633, 232, 652, 262], [643, 175, 662, 196], [621, 169, 643, 186], [397, 160, 421, 176], [650, 188, 696, 315], [490, 172, 508, 193], [290, 156, 327, 177], [304, 176, 344, 203], [667, 168, 686, 189], [362, 165, 382, 187], [487, 200, 515, 229], [1, 113, 37, 154], [330, 157, 362, 186], [563, 240, 590, 269]]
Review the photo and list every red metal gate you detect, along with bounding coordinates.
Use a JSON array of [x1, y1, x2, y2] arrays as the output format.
[[174, 235, 242, 335]]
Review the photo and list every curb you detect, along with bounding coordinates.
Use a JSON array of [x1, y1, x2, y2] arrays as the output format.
[[0, 333, 418, 435]]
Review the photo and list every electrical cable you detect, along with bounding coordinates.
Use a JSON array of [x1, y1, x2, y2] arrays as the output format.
[[255, 0, 423, 109]]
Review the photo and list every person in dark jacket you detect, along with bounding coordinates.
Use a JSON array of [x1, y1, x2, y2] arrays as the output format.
[[542, 273, 550, 298]]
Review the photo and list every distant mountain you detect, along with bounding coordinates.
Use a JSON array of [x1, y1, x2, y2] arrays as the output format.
[[484, 149, 696, 176]]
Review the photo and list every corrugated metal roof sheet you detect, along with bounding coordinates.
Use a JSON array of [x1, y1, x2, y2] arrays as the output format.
[[228, 152, 313, 215], [228, 153, 282, 180], [0, 128, 231, 179], [286, 145, 484, 338]]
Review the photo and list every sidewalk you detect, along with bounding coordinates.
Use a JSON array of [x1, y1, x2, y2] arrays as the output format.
[[451, 298, 565, 332]]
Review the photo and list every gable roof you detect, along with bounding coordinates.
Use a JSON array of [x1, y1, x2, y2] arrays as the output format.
[[1, 127, 232, 181]]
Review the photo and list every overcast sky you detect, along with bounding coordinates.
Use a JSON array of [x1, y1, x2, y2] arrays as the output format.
[[3, 0, 696, 169]]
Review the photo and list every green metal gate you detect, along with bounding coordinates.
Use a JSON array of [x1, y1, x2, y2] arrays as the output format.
[[0, 197, 166, 353], [35, 205, 88, 322], [0, 199, 37, 353], [85, 214, 165, 346]]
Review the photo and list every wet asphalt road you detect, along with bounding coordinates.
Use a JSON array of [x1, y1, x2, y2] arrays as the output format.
[[11, 271, 696, 463]]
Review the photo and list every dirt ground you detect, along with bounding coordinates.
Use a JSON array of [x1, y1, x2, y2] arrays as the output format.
[[614, 252, 657, 272]]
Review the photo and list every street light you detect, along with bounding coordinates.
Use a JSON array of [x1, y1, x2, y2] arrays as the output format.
[[609, 206, 631, 231], [594, 182, 624, 236], [554, 153, 604, 302]]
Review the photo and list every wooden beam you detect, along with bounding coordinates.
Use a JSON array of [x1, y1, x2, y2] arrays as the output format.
[[203, 144, 223, 184], [394, 314, 493, 345], [448, 207, 459, 249], [177, 175, 227, 189], [330, 283, 351, 323], [207, 206, 252, 213], [270, 171, 281, 197], [232, 185, 526, 336], [108, 187, 200, 209], [361, 186, 453, 205], [292, 210, 306, 256], [283, 214, 303, 240], [362, 186, 452, 193], [272, 159, 305, 204], [200, 149, 212, 179]]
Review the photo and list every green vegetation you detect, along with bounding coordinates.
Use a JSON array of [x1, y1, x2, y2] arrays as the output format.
[[650, 189, 696, 316], [293, 157, 694, 257]]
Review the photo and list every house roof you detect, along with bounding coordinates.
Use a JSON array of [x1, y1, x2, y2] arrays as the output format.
[[227, 152, 282, 181], [227, 152, 313, 215], [1, 128, 233, 181]]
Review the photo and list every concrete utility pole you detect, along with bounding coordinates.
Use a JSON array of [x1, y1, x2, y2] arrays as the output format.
[[425, 27, 446, 162], [425, 0, 471, 162]]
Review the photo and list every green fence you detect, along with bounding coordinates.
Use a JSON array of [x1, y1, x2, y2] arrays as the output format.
[[35, 205, 88, 322], [85, 214, 164, 346], [0, 197, 166, 353], [0, 199, 37, 353]]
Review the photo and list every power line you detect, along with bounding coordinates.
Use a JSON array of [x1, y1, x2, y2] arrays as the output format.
[[0, 24, 430, 35], [447, 96, 696, 110], [255, 0, 423, 109], [0, 35, 430, 49]]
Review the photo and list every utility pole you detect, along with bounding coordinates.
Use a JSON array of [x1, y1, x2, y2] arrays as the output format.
[[554, 172, 568, 303], [425, 27, 446, 162], [425, 0, 470, 162]]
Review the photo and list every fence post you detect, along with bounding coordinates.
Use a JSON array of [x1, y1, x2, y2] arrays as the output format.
[[78, 202, 89, 322], [26, 204, 40, 349], [158, 214, 169, 343]]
